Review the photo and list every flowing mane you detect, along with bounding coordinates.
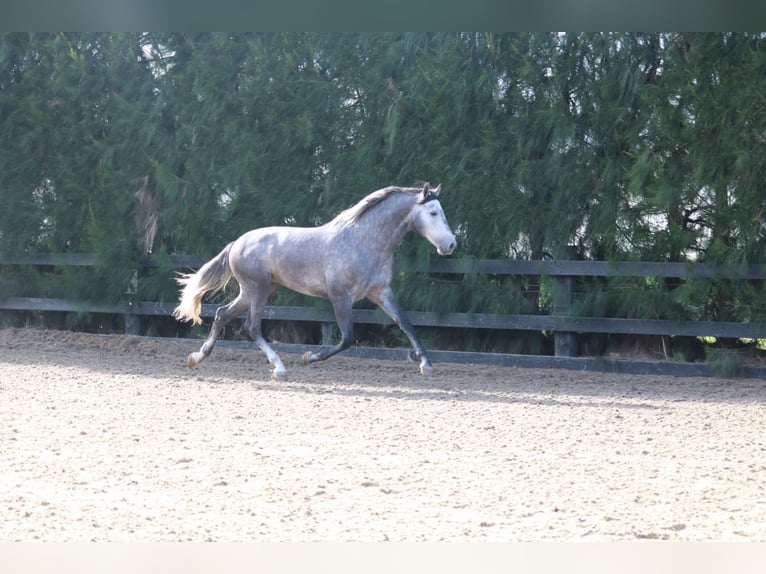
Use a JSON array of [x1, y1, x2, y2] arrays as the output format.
[[332, 186, 420, 227]]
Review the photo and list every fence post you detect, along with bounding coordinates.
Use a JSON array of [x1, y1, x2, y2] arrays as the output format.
[[552, 247, 579, 357], [124, 268, 141, 335]]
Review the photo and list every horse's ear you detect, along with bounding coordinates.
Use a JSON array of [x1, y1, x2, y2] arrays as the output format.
[[418, 182, 441, 203]]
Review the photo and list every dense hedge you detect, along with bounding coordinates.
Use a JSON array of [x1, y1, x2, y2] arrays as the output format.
[[2, 33, 766, 353]]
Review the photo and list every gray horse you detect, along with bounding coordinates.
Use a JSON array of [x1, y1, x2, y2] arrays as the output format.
[[173, 183, 457, 378]]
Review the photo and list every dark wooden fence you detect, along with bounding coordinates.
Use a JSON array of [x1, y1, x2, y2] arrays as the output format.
[[3, 253, 766, 377]]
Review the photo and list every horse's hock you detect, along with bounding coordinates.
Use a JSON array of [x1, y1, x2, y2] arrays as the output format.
[[2, 328, 766, 541]]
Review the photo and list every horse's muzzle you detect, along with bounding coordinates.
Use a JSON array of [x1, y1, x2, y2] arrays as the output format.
[[437, 239, 457, 256]]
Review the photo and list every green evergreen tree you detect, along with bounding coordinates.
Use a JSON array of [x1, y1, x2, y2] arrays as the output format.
[[3, 32, 766, 347]]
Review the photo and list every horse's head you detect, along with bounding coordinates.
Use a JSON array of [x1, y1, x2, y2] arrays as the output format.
[[410, 183, 457, 256]]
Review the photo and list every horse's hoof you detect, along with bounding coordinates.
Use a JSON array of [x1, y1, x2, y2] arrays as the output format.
[[301, 351, 312, 366], [419, 363, 434, 376], [187, 353, 199, 368], [271, 369, 287, 380]]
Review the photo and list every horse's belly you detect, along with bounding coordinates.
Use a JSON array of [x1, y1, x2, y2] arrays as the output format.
[[276, 272, 327, 298]]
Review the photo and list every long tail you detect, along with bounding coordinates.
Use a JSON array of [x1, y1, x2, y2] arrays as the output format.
[[172, 243, 234, 325]]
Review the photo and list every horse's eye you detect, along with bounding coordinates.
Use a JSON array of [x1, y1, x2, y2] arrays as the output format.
[[430, 211, 438, 217]]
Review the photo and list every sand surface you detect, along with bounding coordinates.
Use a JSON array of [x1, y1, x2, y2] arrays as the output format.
[[1, 327, 765, 541]]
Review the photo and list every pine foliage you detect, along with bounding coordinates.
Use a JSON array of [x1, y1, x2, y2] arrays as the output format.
[[2, 33, 766, 352]]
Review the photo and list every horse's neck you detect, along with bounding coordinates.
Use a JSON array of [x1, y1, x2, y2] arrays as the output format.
[[343, 195, 414, 254]]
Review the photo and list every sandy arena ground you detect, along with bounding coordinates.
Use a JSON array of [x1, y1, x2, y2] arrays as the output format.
[[1, 327, 766, 541]]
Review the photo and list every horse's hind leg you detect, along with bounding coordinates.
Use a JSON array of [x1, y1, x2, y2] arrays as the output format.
[[242, 285, 286, 379], [247, 320, 287, 380], [187, 295, 248, 368]]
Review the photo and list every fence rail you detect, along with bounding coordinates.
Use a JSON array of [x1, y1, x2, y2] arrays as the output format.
[[5, 252, 765, 279], [3, 252, 766, 377]]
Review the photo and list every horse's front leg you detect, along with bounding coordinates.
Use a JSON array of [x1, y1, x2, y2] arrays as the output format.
[[369, 287, 432, 375], [301, 295, 354, 365]]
